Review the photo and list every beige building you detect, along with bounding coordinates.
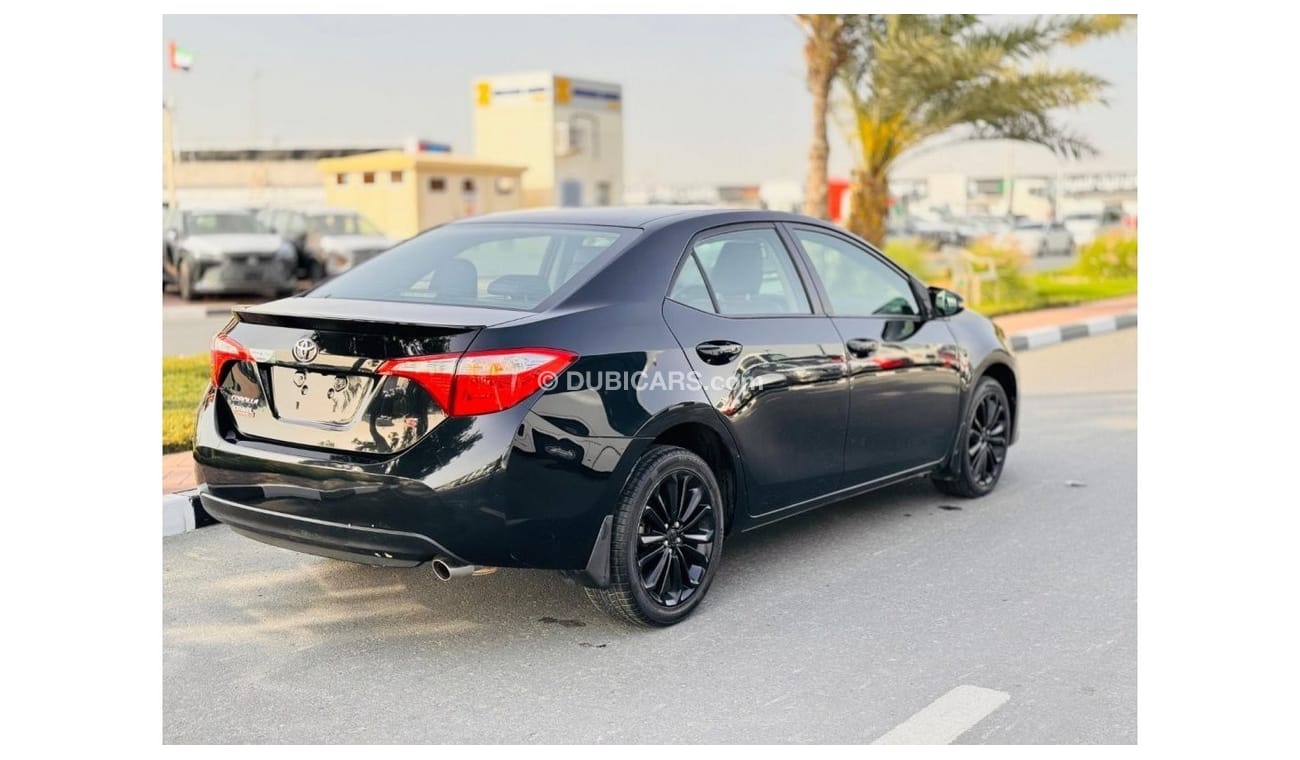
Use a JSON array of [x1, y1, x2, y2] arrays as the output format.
[[473, 72, 623, 208], [169, 157, 327, 208], [317, 150, 527, 239]]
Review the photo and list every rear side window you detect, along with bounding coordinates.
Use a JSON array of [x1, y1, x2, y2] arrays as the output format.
[[668, 253, 715, 313], [308, 224, 636, 311], [689, 228, 811, 316]]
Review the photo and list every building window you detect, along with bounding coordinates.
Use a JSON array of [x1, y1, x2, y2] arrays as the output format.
[[596, 181, 612, 206], [462, 178, 476, 194], [335, 173, 347, 185], [389, 170, 404, 184], [428, 177, 446, 192], [495, 176, 516, 195], [363, 172, 375, 185]]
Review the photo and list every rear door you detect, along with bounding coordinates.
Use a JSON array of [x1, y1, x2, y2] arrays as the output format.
[[784, 224, 962, 486], [661, 224, 849, 516]]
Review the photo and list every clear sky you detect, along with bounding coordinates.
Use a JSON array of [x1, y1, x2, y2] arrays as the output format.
[[161, 15, 1137, 184]]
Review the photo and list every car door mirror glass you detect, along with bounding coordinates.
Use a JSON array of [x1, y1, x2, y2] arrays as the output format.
[[930, 287, 964, 317]]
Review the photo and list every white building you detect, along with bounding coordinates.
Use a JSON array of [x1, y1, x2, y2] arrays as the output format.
[[473, 71, 624, 208]]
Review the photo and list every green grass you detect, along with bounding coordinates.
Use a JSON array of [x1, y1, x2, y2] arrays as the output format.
[[1029, 272, 1138, 303], [163, 354, 209, 453], [976, 271, 1137, 318]]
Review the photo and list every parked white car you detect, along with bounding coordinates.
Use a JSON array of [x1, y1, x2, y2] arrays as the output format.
[[1062, 212, 1104, 246], [1000, 220, 1075, 257]]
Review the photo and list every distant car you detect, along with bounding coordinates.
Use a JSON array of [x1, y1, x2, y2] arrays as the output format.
[[1062, 213, 1104, 246], [259, 208, 395, 281], [888, 216, 960, 246], [1000, 219, 1075, 257], [163, 208, 298, 300]]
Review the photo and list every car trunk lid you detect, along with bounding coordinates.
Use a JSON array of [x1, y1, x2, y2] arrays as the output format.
[[215, 299, 530, 455]]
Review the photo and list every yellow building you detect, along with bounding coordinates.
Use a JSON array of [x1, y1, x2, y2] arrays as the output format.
[[473, 72, 623, 208], [317, 150, 527, 239]]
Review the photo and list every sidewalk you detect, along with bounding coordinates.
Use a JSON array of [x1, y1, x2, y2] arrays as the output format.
[[163, 451, 196, 495], [160, 295, 1137, 495], [991, 295, 1137, 336]]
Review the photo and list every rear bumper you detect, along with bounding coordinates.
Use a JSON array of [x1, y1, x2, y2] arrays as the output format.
[[199, 491, 454, 566], [193, 389, 645, 571]]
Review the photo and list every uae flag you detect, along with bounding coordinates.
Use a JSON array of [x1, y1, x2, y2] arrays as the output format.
[[168, 41, 193, 71]]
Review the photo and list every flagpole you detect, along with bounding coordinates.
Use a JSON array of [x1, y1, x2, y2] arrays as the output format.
[[163, 100, 178, 209]]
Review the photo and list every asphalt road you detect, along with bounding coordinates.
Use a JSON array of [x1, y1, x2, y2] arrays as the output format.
[[163, 329, 1137, 744]]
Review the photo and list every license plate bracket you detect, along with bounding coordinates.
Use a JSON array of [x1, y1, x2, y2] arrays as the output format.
[[269, 367, 375, 425]]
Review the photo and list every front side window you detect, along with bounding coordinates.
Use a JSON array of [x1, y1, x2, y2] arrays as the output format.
[[793, 229, 919, 317], [691, 228, 811, 316], [308, 224, 635, 311]]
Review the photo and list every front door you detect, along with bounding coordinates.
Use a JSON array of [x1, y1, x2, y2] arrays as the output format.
[[785, 225, 963, 485], [662, 225, 849, 516]]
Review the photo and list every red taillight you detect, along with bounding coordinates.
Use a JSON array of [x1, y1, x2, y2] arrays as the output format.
[[210, 333, 252, 387], [378, 348, 577, 417]]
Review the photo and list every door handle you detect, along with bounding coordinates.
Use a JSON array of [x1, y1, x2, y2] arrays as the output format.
[[846, 338, 880, 357], [696, 340, 743, 365]]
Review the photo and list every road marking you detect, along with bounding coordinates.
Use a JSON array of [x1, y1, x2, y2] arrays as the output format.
[[872, 685, 1011, 745]]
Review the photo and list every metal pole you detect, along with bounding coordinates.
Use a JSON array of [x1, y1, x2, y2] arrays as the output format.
[[163, 100, 178, 209]]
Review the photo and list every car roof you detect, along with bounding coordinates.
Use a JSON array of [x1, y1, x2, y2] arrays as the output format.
[[452, 205, 835, 230]]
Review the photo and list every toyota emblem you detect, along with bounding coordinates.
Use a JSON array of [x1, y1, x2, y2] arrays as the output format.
[[292, 337, 319, 364]]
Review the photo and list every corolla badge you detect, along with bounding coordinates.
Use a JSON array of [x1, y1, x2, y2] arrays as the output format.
[[292, 337, 319, 364]]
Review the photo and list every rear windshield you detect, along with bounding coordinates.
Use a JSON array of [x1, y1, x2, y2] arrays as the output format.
[[307, 223, 636, 311]]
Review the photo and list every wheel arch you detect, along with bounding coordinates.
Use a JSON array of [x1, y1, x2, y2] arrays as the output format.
[[635, 404, 747, 535], [979, 359, 1018, 444]]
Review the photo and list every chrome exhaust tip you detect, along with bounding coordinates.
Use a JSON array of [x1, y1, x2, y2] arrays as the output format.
[[430, 557, 496, 581]]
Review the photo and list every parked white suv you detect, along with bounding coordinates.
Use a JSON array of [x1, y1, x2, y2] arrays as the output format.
[[1001, 220, 1075, 257]]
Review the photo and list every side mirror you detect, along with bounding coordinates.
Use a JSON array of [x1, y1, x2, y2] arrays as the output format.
[[930, 287, 964, 317]]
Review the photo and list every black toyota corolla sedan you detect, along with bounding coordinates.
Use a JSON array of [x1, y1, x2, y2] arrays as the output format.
[[195, 207, 1018, 626]]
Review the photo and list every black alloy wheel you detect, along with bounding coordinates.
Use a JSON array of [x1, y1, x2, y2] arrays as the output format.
[[934, 377, 1011, 498], [967, 390, 1009, 488], [586, 445, 724, 626], [636, 470, 717, 608]]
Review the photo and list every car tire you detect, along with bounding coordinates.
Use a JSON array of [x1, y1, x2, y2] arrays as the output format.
[[585, 445, 725, 627], [178, 257, 196, 301], [933, 377, 1011, 499]]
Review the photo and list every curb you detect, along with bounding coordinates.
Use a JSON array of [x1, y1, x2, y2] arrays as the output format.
[[163, 489, 215, 537], [162, 311, 1138, 535], [1008, 311, 1136, 352]]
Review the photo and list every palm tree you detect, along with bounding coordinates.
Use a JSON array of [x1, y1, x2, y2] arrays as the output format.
[[796, 14, 856, 220], [837, 14, 1131, 244]]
